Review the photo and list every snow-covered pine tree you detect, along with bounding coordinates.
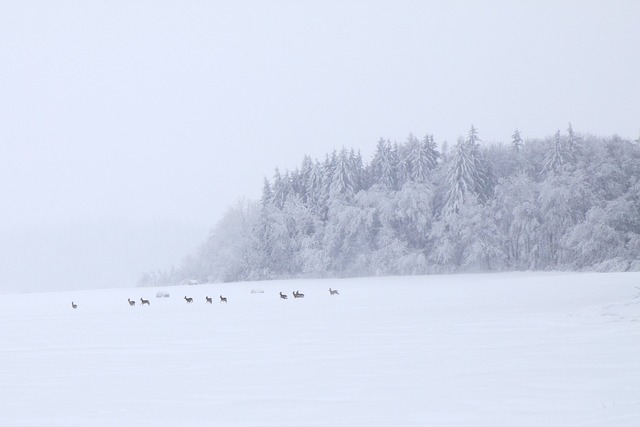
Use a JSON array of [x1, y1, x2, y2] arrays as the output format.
[[396, 134, 417, 187], [271, 168, 292, 209], [306, 159, 324, 214], [317, 152, 337, 220], [329, 148, 357, 202], [425, 135, 440, 170], [541, 130, 570, 176], [443, 126, 493, 214], [440, 140, 449, 163], [467, 126, 494, 202], [288, 168, 305, 202], [260, 177, 273, 207], [511, 129, 523, 152], [298, 155, 315, 204], [444, 138, 471, 214], [566, 123, 581, 162], [369, 138, 397, 190], [349, 148, 365, 194], [406, 134, 439, 184]]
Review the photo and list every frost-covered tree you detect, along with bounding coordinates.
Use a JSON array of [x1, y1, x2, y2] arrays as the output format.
[[541, 130, 575, 176], [329, 148, 357, 202], [492, 172, 541, 269], [369, 138, 397, 190], [260, 177, 272, 207], [440, 140, 449, 163], [511, 129, 523, 152], [271, 168, 291, 209], [184, 199, 261, 283], [323, 196, 375, 275], [393, 181, 435, 250], [405, 134, 439, 184], [396, 139, 413, 188], [424, 134, 440, 171], [297, 155, 315, 204], [444, 127, 494, 214], [561, 205, 626, 269], [459, 200, 504, 270], [315, 153, 337, 220], [566, 123, 581, 162], [537, 171, 592, 266], [444, 138, 476, 214], [306, 159, 324, 213], [430, 196, 503, 272], [350, 149, 365, 193]]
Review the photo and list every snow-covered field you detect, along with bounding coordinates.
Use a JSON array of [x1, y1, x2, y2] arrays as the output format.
[[1, 272, 639, 426]]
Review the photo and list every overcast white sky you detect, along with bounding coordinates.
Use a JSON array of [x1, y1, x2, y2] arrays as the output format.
[[1, 1, 639, 290]]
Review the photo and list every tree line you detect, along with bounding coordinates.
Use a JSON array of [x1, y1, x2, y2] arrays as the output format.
[[140, 125, 640, 286]]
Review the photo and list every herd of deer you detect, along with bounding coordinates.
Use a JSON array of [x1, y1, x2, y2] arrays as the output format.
[[72, 288, 339, 309], [125, 298, 150, 306]]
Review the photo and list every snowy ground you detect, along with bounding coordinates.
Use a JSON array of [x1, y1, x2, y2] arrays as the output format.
[[1, 272, 639, 426]]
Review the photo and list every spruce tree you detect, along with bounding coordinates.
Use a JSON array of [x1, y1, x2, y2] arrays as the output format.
[[444, 126, 493, 213], [511, 129, 523, 152]]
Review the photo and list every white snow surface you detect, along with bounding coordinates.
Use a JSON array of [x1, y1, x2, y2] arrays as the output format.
[[1, 272, 639, 426]]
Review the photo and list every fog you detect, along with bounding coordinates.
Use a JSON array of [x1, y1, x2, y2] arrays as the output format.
[[0, 220, 207, 293], [1, 1, 639, 292]]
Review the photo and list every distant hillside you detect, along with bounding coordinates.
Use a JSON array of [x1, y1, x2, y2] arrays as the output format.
[[147, 127, 640, 286]]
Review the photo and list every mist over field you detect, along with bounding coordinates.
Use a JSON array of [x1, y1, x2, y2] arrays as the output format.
[[0, 220, 206, 293]]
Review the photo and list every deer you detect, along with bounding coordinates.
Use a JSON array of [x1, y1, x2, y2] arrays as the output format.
[[128, 298, 136, 306], [293, 290, 304, 298], [219, 295, 227, 303], [184, 296, 193, 303], [205, 296, 213, 304], [140, 298, 150, 306], [71, 301, 77, 309], [279, 292, 288, 300], [329, 288, 339, 295]]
